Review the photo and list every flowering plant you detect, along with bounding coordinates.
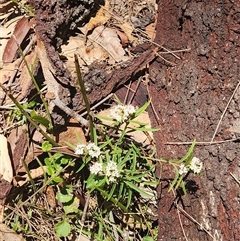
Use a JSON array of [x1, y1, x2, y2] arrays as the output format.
[[73, 101, 159, 210]]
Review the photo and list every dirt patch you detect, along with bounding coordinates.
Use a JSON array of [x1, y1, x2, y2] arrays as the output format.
[[148, 1, 240, 240]]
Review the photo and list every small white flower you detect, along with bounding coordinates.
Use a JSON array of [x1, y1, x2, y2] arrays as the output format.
[[106, 161, 119, 182], [125, 105, 136, 115], [75, 144, 86, 155], [110, 104, 136, 123], [90, 162, 103, 175], [108, 176, 117, 183], [190, 157, 203, 174], [86, 143, 101, 158], [179, 164, 188, 175]]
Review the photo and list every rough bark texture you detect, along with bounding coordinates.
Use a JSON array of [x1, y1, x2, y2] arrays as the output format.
[[31, 0, 158, 127], [148, 1, 240, 240]]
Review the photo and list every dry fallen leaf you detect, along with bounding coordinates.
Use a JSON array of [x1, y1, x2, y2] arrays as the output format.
[[81, 0, 111, 35], [17, 49, 37, 101], [16, 166, 47, 187], [46, 185, 56, 209], [58, 119, 86, 146], [2, 16, 31, 63], [62, 35, 109, 66], [0, 134, 13, 183], [0, 223, 26, 241], [116, 22, 136, 43], [89, 26, 129, 63], [0, 62, 16, 84]]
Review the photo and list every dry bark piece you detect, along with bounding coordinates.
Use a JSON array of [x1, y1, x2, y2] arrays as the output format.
[[73, 46, 158, 113], [32, 0, 158, 128]]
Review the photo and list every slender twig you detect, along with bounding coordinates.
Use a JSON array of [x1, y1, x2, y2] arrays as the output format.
[[80, 193, 90, 225], [80, 93, 113, 117], [175, 202, 215, 240], [74, 54, 94, 140], [230, 172, 240, 186], [52, 97, 88, 126], [211, 80, 240, 143], [166, 138, 240, 145]]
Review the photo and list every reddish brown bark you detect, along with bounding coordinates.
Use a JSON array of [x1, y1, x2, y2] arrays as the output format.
[[148, 1, 240, 240]]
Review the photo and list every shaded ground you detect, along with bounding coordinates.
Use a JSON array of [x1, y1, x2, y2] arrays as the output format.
[[147, 1, 240, 240]]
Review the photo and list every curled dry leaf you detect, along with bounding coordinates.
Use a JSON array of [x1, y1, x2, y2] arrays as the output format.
[[116, 29, 129, 47], [62, 35, 109, 66], [116, 22, 136, 43], [0, 134, 13, 183]]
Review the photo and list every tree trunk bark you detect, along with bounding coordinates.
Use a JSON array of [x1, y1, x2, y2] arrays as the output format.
[[148, 1, 240, 240]]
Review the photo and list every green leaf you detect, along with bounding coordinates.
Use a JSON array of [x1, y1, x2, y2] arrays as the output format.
[[179, 140, 196, 165], [60, 156, 70, 165], [126, 188, 132, 209], [143, 236, 154, 241], [133, 100, 151, 118], [168, 165, 180, 192], [63, 197, 80, 214], [65, 141, 76, 150], [56, 191, 73, 203], [53, 176, 63, 183], [46, 165, 55, 176], [55, 219, 71, 237], [129, 126, 159, 132], [30, 111, 50, 127], [86, 174, 105, 192], [107, 183, 116, 201], [95, 115, 114, 122], [124, 181, 153, 198], [117, 182, 124, 200], [131, 148, 137, 172], [42, 141, 52, 152], [181, 181, 187, 195]]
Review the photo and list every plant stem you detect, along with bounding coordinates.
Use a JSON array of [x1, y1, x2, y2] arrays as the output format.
[[74, 54, 94, 142], [0, 83, 58, 146]]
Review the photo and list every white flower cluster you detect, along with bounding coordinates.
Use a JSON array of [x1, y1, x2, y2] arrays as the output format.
[[106, 161, 120, 183], [86, 143, 101, 158], [110, 104, 136, 123], [89, 160, 120, 183], [178, 157, 203, 175], [190, 157, 203, 174], [90, 162, 103, 175], [75, 143, 101, 158], [179, 164, 188, 175], [75, 144, 86, 155]]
